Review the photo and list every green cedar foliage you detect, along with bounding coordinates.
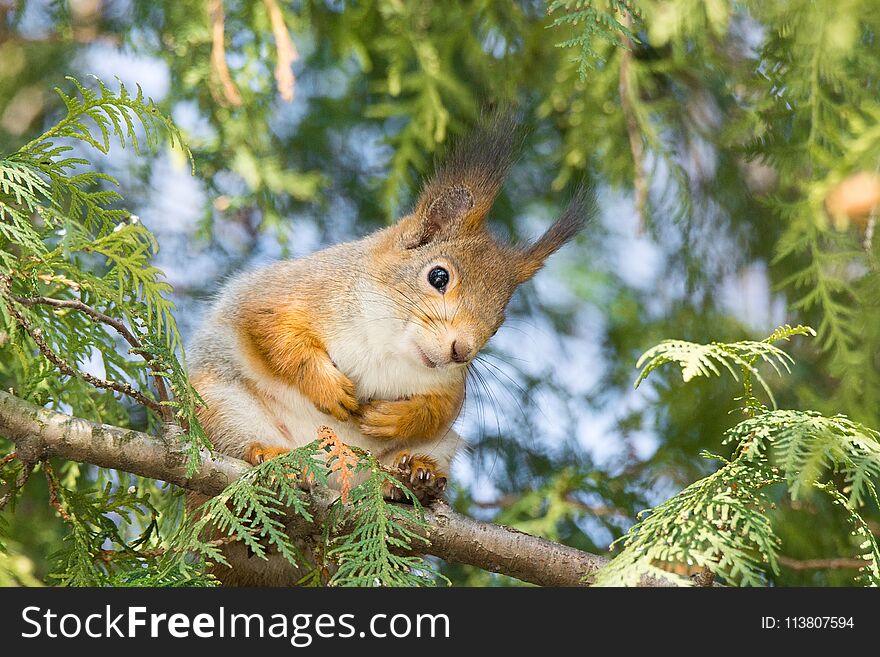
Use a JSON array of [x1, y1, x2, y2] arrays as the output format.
[[2, 1, 880, 587], [594, 326, 880, 586]]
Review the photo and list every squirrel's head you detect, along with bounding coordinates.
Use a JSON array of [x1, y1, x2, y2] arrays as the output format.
[[372, 112, 590, 371]]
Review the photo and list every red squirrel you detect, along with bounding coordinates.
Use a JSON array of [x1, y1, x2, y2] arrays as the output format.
[[186, 113, 587, 585]]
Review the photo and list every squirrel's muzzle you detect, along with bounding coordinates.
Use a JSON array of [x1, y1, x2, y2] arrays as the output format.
[[450, 338, 473, 364]]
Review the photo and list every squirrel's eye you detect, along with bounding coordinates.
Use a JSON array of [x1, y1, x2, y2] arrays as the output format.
[[427, 266, 450, 291]]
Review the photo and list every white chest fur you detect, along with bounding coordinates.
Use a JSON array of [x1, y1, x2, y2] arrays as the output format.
[[229, 284, 458, 459], [324, 281, 455, 400]]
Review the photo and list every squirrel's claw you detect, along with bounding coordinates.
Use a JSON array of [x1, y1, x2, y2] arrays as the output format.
[[385, 451, 448, 504], [244, 443, 315, 490]]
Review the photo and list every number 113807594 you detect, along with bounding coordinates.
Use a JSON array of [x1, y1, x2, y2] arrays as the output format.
[[762, 616, 855, 630]]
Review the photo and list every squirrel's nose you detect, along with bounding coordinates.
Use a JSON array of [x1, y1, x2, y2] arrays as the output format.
[[450, 339, 473, 363]]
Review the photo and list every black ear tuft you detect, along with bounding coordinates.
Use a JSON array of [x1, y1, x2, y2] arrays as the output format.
[[425, 109, 521, 207], [401, 109, 523, 248], [516, 184, 593, 282]]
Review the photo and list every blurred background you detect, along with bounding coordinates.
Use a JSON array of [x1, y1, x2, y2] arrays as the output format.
[[2, 0, 879, 586]]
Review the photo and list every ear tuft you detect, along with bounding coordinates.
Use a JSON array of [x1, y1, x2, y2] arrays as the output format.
[[517, 184, 593, 282], [399, 109, 522, 248]]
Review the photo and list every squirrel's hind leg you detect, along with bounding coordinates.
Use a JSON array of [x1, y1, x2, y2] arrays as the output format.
[[377, 427, 462, 503], [244, 443, 290, 465]]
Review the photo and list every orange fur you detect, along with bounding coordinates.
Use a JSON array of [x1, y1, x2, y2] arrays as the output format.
[[357, 383, 464, 441], [244, 443, 291, 465], [238, 303, 359, 421]]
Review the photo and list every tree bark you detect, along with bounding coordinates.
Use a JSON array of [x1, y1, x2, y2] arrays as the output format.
[[0, 390, 672, 587]]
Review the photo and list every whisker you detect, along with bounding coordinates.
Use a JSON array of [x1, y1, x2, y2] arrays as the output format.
[[360, 279, 434, 325], [466, 361, 505, 480], [494, 323, 532, 337], [474, 356, 531, 422], [357, 286, 442, 337]]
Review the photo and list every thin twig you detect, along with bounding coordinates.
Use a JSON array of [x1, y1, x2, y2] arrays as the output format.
[[10, 292, 174, 422], [0, 460, 33, 512], [1, 290, 163, 414], [618, 12, 648, 234], [0, 451, 16, 468], [263, 0, 298, 103], [42, 460, 72, 522], [778, 556, 867, 571], [472, 492, 627, 519], [208, 0, 243, 107], [13, 295, 142, 350]]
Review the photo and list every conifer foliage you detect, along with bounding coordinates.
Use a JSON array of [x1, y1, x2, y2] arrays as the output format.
[[595, 326, 880, 586], [2, 1, 880, 587]]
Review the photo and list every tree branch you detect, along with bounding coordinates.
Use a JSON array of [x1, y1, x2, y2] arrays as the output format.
[[5, 304, 163, 414], [0, 390, 672, 587], [0, 455, 32, 512], [0, 273, 166, 417], [207, 0, 243, 107], [263, 0, 298, 103], [9, 289, 174, 422], [778, 556, 867, 571], [618, 12, 648, 234]]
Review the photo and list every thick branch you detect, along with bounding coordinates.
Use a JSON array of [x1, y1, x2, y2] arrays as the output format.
[[0, 390, 239, 495], [0, 390, 670, 587]]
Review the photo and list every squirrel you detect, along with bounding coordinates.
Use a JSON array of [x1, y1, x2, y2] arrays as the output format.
[[185, 113, 588, 585]]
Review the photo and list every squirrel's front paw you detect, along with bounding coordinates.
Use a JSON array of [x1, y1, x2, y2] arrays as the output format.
[[357, 398, 421, 440], [305, 364, 359, 421], [384, 452, 448, 503]]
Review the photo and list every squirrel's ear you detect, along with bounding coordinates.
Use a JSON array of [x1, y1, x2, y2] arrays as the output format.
[[397, 110, 521, 249], [515, 186, 592, 283]]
